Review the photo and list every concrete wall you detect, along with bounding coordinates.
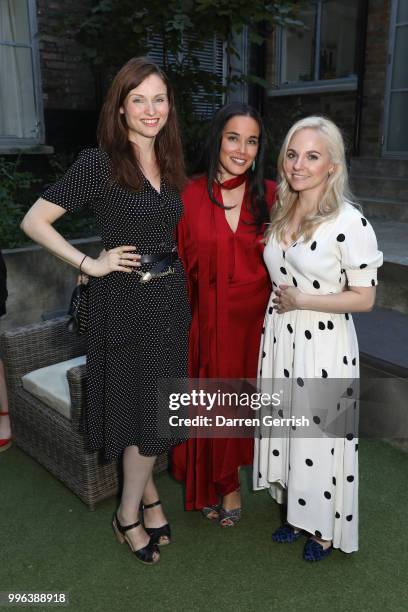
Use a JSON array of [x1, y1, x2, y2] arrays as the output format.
[[1, 238, 101, 331]]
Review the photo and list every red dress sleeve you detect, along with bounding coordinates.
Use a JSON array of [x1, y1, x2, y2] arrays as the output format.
[[176, 178, 202, 271], [176, 179, 201, 304], [176, 211, 191, 301]]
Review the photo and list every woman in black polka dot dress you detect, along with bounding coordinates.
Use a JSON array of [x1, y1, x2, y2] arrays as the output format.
[[254, 117, 382, 560], [21, 58, 190, 565]]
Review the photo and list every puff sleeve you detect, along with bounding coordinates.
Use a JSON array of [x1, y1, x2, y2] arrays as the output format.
[[338, 213, 383, 287], [41, 148, 110, 213]]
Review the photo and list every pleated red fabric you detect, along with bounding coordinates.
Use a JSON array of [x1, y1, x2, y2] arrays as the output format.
[[172, 175, 276, 510]]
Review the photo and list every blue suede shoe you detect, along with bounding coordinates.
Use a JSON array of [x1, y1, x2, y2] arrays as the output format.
[[303, 537, 333, 561], [272, 524, 303, 543]]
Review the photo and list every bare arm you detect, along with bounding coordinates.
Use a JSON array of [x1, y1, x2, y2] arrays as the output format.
[[21, 198, 140, 277], [273, 284, 375, 314], [21, 198, 89, 269]]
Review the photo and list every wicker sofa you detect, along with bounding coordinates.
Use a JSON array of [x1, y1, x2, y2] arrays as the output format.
[[1, 317, 167, 509]]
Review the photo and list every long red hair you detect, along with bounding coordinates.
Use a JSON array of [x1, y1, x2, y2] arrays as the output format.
[[97, 57, 185, 191]]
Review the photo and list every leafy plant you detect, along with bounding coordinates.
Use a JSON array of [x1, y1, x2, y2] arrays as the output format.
[[0, 154, 98, 249], [0, 157, 40, 248], [51, 0, 305, 167]]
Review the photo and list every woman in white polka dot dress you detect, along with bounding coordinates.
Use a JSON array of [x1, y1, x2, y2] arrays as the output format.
[[21, 58, 191, 565], [253, 116, 383, 561]]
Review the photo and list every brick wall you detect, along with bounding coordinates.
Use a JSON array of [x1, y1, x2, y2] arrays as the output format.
[[33, 0, 391, 156], [36, 0, 94, 111], [36, 0, 98, 150], [265, 92, 357, 167], [263, 0, 391, 162], [359, 0, 391, 156]]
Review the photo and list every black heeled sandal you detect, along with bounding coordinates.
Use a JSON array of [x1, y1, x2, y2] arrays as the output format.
[[141, 500, 171, 546], [112, 513, 160, 565]]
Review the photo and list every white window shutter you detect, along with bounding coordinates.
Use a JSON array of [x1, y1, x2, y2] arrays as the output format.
[[148, 34, 226, 118]]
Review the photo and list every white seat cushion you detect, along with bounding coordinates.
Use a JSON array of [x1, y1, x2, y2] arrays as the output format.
[[22, 356, 86, 420]]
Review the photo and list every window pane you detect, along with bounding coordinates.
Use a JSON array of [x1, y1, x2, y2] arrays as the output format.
[[0, 45, 38, 139], [0, 0, 30, 44], [387, 92, 408, 152], [319, 0, 358, 80], [148, 32, 225, 118], [281, 5, 317, 83], [392, 25, 408, 89], [397, 0, 408, 23]]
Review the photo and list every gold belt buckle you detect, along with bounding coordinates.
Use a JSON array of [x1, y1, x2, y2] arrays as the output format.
[[139, 266, 175, 284], [140, 272, 153, 283]]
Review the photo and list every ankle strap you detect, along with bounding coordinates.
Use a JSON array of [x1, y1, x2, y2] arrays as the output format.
[[0, 411, 9, 416], [115, 514, 141, 533], [142, 499, 161, 510]]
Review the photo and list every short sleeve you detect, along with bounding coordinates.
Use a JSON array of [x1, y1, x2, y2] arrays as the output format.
[[41, 148, 110, 213], [338, 212, 383, 287]]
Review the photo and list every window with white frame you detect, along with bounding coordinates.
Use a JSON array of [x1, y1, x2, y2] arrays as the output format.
[[275, 0, 359, 92], [0, 0, 44, 147]]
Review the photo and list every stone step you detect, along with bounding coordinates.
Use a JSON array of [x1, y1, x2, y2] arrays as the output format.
[[354, 308, 407, 446], [358, 197, 408, 222], [354, 307, 408, 377], [350, 157, 408, 178], [370, 220, 408, 315], [372, 220, 408, 266], [351, 175, 408, 202], [376, 259, 408, 315]]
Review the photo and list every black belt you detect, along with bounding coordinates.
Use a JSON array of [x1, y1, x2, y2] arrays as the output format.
[[138, 250, 179, 283], [140, 251, 178, 265]]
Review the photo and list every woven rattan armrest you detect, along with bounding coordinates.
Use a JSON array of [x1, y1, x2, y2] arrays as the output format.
[[0, 317, 87, 398], [67, 364, 87, 425]]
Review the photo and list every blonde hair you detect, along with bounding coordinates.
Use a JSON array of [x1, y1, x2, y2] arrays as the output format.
[[266, 116, 358, 243]]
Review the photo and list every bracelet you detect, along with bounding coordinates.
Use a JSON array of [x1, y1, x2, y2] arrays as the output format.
[[79, 255, 88, 273]]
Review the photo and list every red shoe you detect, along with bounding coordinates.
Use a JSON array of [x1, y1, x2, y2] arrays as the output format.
[[0, 411, 12, 452]]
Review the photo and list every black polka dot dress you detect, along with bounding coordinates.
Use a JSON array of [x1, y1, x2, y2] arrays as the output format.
[[42, 149, 191, 462], [253, 203, 383, 553]]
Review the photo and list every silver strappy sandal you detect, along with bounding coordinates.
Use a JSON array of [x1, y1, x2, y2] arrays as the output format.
[[201, 504, 221, 521], [219, 507, 241, 527]]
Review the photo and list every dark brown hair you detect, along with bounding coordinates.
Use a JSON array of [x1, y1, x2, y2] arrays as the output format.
[[97, 57, 185, 192], [204, 102, 269, 228]]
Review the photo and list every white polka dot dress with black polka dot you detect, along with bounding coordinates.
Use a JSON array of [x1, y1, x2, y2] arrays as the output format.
[[42, 149, 191, 462], [253, 202, 383, 553]]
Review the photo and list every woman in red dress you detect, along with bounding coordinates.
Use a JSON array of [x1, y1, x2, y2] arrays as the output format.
[[172, 103, 276, 525]]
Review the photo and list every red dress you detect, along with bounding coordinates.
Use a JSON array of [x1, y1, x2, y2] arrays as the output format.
[[172, 175, 276, 510]]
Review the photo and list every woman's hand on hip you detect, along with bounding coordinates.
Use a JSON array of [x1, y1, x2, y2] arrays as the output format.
[[273, 284, 303, 314], [82, 246, 141, 277]]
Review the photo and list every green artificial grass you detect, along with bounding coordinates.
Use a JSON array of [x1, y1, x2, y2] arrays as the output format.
[[1, 440, 407, 612]]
